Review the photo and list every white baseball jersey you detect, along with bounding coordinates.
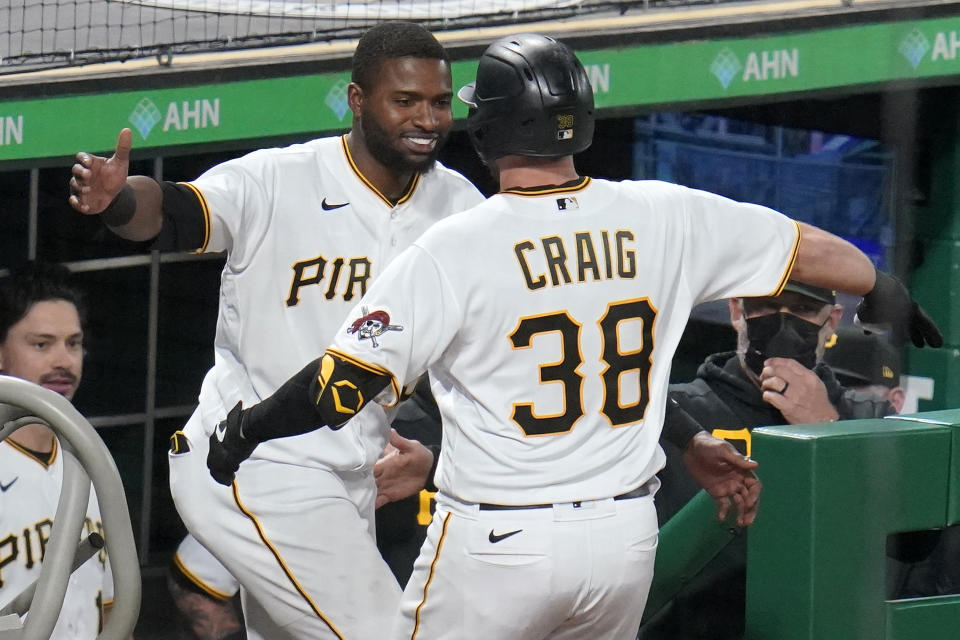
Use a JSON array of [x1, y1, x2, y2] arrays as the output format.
[[329, 177, 800, 505], [186, 135, 483, 469], [0, 439, 113, 639], [169, 133, 483, 639]]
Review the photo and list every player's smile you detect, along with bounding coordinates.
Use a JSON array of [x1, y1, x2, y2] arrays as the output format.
[[400, 133, 439, 154]]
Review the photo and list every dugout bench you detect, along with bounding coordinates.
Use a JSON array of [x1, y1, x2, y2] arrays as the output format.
[[0, 375, 140, 640], [644, 410, 960, 639]]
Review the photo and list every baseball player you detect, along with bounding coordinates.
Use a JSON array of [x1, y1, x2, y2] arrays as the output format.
[[0, 263, 115, 639], [207, 33, 942, 639], [68, 22, 483, 639]]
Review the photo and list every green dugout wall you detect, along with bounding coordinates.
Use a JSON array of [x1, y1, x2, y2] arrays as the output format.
[[745, 411, 960, 639]]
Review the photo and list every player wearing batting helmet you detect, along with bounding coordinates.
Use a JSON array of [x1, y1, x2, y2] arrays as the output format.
[[207, 33, 942, 639]]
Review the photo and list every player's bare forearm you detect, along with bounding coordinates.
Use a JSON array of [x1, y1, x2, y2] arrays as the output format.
[[790, 223, 875, 296]]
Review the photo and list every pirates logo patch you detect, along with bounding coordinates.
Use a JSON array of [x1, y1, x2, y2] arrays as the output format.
[[347, 307, 403, 348]]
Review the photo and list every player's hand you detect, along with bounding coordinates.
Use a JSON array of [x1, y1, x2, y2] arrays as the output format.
[[760, 357, 839, 425], [682, 431, 761, 527], [855, 270, 943, 348], [207, 401, 260, 486], [373, 429, 433, 508], [69, 128, 133, 214]]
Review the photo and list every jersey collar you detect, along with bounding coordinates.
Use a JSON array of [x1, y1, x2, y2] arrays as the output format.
[[5, 437, 58, 469], [341, 136, 421, 208], [500, 176, 591, 197]]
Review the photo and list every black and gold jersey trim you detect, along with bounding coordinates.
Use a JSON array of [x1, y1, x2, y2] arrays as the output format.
[[5, 437, 58, 469], [341, 136, 420, 208], [767, 220, 802, 297], [172, 552, 234, 601], [326, 347, 402, 408], [180, 182, 211, 253], [232, 481, 345, 639], [500, 176, 591, 197], [411, 511, 452, 639]]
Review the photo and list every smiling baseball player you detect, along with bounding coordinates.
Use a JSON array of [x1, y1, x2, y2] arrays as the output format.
[[68, 22, 483, 640], [207, 34, 941, 639]]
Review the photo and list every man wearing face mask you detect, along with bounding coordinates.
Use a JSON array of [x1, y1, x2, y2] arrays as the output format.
[[641, 281, 895, 640]]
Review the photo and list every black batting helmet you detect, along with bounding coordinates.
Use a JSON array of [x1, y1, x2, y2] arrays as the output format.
[[457, 33, 594, 164]]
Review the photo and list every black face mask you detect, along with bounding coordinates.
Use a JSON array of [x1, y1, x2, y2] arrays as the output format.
[[743, 312, 825, 375]]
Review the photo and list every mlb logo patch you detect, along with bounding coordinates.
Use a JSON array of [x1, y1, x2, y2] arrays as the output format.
[[556, 197, 579, 211], [557, 129, 574, 140]]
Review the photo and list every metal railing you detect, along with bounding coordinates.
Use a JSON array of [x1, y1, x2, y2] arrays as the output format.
[[0, 375, 140, 640]]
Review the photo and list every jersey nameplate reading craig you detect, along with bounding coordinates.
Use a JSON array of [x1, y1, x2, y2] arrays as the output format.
[[514, 230, 636, 290]]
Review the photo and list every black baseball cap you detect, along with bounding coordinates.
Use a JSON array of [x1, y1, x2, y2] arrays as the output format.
[[823, 326, 901, 388], [782, 280, 836, 305]]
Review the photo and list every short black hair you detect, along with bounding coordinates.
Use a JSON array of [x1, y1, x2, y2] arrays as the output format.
[[351, 22, 449, 89], [0, 262, 85, 343]]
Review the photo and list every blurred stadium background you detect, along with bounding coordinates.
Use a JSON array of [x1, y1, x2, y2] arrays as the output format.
[[4, 0, 960, 637]]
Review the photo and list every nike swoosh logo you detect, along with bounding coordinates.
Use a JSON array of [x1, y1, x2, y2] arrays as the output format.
[[488, 528, 522, 543], [321, 198, 349, 211], [1, 477, 18, 492]]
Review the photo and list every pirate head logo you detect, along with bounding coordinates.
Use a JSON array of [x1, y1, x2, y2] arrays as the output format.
[[347, 307, 403, 348]]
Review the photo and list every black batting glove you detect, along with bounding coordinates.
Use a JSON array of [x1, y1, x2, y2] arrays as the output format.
[[208, 401, 259, 486], [856, 270, 943, 348]]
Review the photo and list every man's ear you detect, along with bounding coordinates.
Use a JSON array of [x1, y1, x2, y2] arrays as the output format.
[[347, 82, 364, 119], [888, 387, 906, 414]]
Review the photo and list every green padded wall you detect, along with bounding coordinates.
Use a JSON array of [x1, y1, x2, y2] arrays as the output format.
[[745, 417, 951, 640]]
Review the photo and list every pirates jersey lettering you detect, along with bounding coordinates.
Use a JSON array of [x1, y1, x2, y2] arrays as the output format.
[[286, 255, 373, 306], [0, 516, 105, 587]]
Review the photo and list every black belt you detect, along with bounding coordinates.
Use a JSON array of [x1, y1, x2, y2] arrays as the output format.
[[477, 483, 652, 511]]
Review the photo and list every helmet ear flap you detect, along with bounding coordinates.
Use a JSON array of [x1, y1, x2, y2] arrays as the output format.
[[463, 33, 595, 164]]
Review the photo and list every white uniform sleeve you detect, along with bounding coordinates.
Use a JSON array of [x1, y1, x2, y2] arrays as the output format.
[[329, 244, 462, 405], [187, 150, 276, 265], [672, 184, 800, 303]]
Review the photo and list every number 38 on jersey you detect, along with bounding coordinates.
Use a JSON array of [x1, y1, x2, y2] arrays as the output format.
[[509, 297, 656, 437]]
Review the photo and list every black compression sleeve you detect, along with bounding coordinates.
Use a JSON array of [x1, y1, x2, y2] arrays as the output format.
[[661, 396, 707, 451], [150, 182, 208, 252], [240, 352, 394, 443], [241, 359, 325, 442]]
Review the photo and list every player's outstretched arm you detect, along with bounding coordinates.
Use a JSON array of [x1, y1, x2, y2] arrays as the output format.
[[682, 431, 761, 528], [69, 128, 164, 241], [208, 351, 393, 485], [791, 223, 943, 348]]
